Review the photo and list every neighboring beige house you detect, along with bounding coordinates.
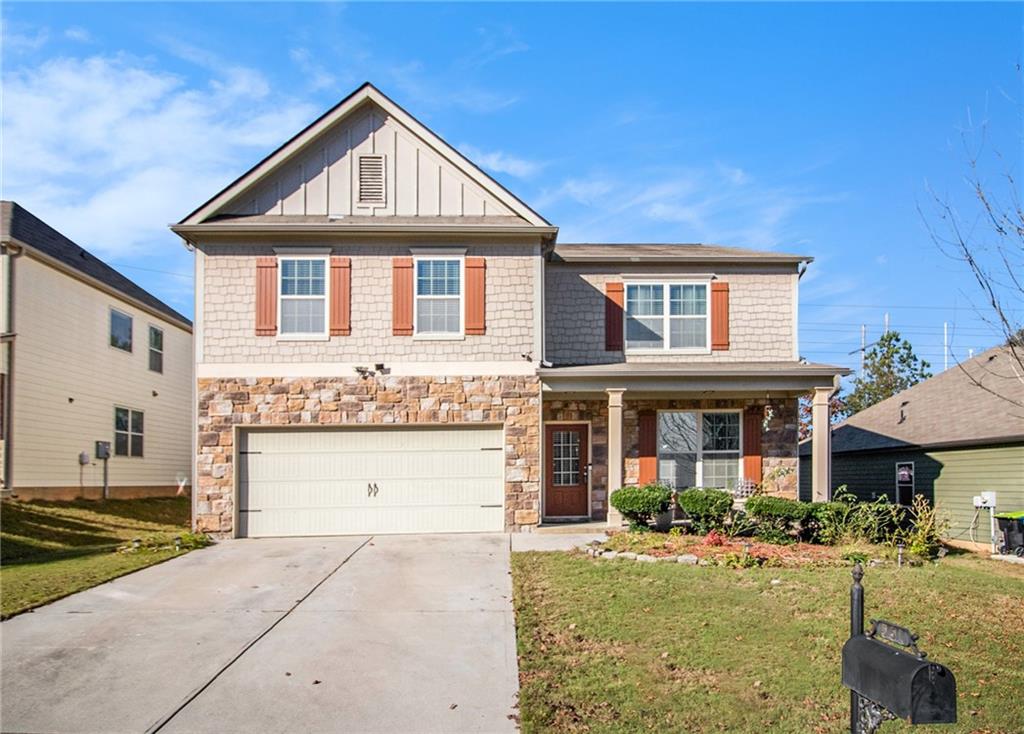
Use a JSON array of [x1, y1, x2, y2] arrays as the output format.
[[1, 202, 193, 500], [173, 83, 848, 538]]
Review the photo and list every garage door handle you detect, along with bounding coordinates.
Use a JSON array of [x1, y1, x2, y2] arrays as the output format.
[[480, 504, 502, 508], [239, 509, 261, 513]]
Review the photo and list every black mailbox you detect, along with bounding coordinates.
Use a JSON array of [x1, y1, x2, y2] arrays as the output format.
[[842, 631, 956, 724]]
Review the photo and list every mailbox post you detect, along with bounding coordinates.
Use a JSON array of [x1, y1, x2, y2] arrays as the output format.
[[841, 564, 957, 733]]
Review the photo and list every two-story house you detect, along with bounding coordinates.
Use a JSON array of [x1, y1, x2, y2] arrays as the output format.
[[173, 83, 847, 537], [1, 202, 193, 499]]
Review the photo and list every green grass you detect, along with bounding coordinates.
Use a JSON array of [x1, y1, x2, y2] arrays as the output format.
[[1, 497, 203, 618], [512, 550, 1024, 734]]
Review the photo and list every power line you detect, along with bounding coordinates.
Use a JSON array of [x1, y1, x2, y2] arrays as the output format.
[[110, 263, 192, 279]]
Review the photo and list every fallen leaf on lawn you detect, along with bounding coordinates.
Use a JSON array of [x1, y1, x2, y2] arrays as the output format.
[[568, 623, 577, 631], [753, 680, 761, 688], [660, 652, 669, 659]]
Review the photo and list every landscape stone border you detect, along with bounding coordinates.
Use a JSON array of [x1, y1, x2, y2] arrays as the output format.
[[578, 543, 701, 565]]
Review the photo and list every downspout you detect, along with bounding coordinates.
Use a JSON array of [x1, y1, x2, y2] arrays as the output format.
[[1, 241, 23, 495]]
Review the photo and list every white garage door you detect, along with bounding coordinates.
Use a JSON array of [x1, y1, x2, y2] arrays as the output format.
[[237, 426, 505, 537]]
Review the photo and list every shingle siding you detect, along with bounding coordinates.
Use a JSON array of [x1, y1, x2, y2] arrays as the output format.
[[200, 242, 537, 363], [544, 263, 796, 365]]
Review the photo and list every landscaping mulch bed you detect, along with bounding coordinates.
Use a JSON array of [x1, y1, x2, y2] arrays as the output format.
[[600, 531, 854, 567]]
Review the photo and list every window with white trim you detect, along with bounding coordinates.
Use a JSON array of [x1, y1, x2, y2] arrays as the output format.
[[657, 411, 741, 490], [625, 282, 709, 351], [110, 309, 133, 352], [279, 257, 328, 336], [148, 326, 164, 373], [895, 462, 914, 505], [114, 407, 144, 457], [414, 258, 462, 335]]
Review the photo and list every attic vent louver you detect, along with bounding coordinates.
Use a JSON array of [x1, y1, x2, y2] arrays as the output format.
[[358, 154, 386, 206]]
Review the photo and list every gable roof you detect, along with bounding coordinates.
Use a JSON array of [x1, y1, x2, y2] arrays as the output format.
[[550, 243, 812, 264], [1, 201, 192, 330], [799, 345, 1024, 455], [176, 82, 552, 231]]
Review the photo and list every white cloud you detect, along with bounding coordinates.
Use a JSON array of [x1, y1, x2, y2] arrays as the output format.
[[458, 144, 543, 178], [386, 61, 519, 114], [290, 47, 336, 92], [2, 23, 49, 53], [1, 51, 318, 260], [64, 27, 92, 43], [544, 164, 844, 250]]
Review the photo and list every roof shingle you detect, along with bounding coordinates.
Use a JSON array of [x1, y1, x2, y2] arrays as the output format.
[[1, 201, 191, 329]]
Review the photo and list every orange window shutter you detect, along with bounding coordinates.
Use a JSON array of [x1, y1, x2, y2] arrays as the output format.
[[392, 257, 414, 335], [605, 282, 624, 351], [743, 407, 763, 485], [711, 281, 730, 351], [465, 257, 486, 335], [638, 411, 658, 485], [329, 256, 351, 336], [255, 256, 278, 336]]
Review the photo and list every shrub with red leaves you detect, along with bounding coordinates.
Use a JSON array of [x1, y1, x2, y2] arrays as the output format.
[[703, 530, 727, 546]]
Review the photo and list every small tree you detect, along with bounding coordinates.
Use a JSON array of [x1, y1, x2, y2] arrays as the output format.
[[844, 331, 932, 415], [798, 390, 849, 440]]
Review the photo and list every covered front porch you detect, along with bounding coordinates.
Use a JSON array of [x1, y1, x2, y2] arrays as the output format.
[[537, 362, 847, 526]]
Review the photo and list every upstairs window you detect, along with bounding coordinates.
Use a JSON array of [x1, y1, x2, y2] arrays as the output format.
[[110, 309, 133, 352], [114, 407, 144, 457], [279, 257, 327, 337], [358, 154, 386, 205], [415, 258, 462, 335], [625, 282, 709, 351], [148, 326, 164, 373]]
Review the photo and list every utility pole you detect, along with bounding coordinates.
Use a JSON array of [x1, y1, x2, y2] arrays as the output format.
[[883, 312, 890, 334], [943, 322, 948, 372], [860, 325, 866, 375]]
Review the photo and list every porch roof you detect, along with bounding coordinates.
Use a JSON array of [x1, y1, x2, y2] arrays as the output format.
[[538, 360, 849, 395]]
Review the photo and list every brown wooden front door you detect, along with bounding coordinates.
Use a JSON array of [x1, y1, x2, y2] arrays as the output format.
[[544, 424, 589, 517]]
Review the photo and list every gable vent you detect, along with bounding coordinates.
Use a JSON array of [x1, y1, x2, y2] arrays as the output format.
[[358, 154, 386, 206]]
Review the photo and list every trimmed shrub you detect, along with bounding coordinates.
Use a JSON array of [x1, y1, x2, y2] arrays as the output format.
[[610, 483, 673, 531], [677, 488, 734, 534], [745, 496, 815, 543], [745, 496, 816, 524]]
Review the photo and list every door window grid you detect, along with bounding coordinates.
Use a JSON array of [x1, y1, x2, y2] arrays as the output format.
[[552, 430, 581, 486]]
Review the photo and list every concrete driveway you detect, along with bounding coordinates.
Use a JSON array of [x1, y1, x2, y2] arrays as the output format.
[[1, 534, 519, 733]]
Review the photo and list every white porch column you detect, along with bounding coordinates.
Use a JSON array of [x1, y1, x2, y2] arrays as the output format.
[[811, 385, 834, 502], [606, 388, 626, 527]]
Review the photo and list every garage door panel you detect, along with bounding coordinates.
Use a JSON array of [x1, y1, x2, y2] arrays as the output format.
[[238, 426, 505, 537]]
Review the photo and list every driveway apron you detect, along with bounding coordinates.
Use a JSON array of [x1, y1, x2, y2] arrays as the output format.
[[0, 534, 519, 734]]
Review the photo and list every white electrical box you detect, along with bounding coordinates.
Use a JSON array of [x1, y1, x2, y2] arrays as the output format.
[[973, 491, 997, 509]]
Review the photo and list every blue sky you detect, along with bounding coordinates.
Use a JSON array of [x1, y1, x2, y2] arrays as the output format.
[[2, 2, 1021, 376]]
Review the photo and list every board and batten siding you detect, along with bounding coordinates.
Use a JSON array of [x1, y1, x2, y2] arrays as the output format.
[[9, 255, 192, 495], [219, 102, 517, 220], [799, 444, 1024, 542]]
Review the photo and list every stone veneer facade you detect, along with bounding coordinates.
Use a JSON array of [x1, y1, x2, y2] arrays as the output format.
[[621, 397, 799, 497], [196, 375, 541, 536], [540, 396, 799, 523]]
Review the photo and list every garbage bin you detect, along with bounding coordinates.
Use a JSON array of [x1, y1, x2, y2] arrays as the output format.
[[994, 510, 1024, 556]]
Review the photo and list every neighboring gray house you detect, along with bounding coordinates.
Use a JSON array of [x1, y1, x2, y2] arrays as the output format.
[[800, 345, 1024, 548], [174, 82, 848, 538]]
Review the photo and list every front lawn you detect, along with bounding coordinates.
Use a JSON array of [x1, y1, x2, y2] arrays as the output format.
[[1, 497, 205, 618], [512, 550, 1024, 733]]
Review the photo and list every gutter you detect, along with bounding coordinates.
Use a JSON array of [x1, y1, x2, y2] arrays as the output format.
[[1, 240, 22, 493], [171, 223, 559, 238]]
